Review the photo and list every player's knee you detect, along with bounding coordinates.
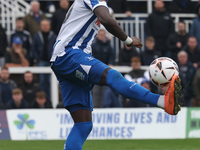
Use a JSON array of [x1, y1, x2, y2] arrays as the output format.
[[76, 121, 93, 139], [84, 121, 93, 135], [106, 69, 124, 86]]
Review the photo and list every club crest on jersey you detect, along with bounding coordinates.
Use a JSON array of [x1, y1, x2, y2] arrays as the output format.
[[86, 56, 94, 61], [75, 70, 85, 81]]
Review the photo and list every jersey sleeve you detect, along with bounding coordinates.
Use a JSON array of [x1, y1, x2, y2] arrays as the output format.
[[83, 0, 108, 11]]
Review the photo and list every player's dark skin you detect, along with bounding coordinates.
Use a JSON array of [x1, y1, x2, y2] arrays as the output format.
[[71, 6, 143, 123]]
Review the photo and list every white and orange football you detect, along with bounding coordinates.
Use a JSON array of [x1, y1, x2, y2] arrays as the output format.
[[149, 57, 179, 87]]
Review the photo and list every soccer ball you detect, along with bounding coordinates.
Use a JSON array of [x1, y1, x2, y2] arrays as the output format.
[[149, 57, 179, 87]]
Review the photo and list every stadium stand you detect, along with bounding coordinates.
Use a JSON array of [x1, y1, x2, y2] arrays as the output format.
[[0, 0, 199, 108]]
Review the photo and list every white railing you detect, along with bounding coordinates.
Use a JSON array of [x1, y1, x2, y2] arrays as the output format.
[[8, 67, 58, 108], [0, 1, 197, 54], [8, 66, 148, 108], [113, 13, 196, 62], [0, 0, 30, 38]]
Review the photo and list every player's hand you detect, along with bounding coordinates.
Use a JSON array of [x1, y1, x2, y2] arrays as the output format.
[[127, 37, 143, 48]]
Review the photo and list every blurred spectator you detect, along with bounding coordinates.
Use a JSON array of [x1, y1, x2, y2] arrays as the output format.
[[126, 80, 150, 107], [24, 0, 47, 37], [0, 21, 8, 67], [32, 19, 56, 99], [128, 1, 147, 13], [51, 0, 69, 35], [169, 0, 194, 13], [146, 0, 174, 56], [118, 45, 139, 66], [32, 19, 56, 63], [0, 67, 17, 107], [57, 86, 64, 108], [183, 36, 200, 69], [39, 1, 56, 13], [167, 21, 189, 62], [25, 0, 56, 13], [177, 51, 196, 106], [6, 88, 29, 109], [141, 36, 160, 66], [0, 99, 3, 109], [124, 56, 150, 84], [92, 85, 106, 108], [107, 0, 131, 14], [31, 91, 52, 108], [194, 0, 200, 14], [124, 56, 150, 107], [193, 66, 200, 106], [92, 29, 114, 108], [92, 29, 114, 65], [10, 17, 31, 55], [20, 71, 41, 106], [140, 36, 160, 93], [5, 37, 29, 67], [103, 87, 123, 108], [190, 7, 200, 47]]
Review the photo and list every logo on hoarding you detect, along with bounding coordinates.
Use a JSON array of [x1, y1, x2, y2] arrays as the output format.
[[14, 114, 35, 130], [186, 108, 200, 138], [12, 113, 47, 140]]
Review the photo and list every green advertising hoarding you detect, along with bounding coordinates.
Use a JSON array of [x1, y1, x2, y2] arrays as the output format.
[[186, 107, 200, 138]]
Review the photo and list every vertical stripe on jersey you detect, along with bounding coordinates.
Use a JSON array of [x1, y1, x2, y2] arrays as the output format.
[[66, 15, 96, 47], [84, 2, 91, 10], [79, 29, 95, 50]]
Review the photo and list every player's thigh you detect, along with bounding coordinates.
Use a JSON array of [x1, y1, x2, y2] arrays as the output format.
[[52, 48, 110, 85], [88, 61, 110, 85], [71, 109, 92, 123], [58, 78, 93, 109]]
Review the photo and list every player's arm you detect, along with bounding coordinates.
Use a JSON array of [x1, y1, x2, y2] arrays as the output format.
[[94, 6, 143, 48]]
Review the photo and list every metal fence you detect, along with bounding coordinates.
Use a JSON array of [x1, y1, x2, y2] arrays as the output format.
[[0, 0, 30, 39], [0, 0, 197, 62], [8, 66, 147, 108], [113, 13, 196, 61]]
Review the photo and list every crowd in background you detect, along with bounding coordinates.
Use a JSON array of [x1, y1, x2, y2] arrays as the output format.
[[0, 0, 200, 109]]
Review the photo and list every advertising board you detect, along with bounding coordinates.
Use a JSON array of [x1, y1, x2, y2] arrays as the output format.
[[6, 108, 187, 140]]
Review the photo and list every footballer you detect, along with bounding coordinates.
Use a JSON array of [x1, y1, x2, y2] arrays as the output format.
[[50, 0, 182, 149]]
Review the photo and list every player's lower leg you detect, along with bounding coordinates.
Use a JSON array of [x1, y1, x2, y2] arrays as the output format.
[[64, 110, 93, 150], [64, 121, 93, 150], [106, 69, 181, 115]]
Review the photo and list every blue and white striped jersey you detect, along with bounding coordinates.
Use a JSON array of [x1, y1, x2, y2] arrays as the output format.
[[50, 0, 108, 62]]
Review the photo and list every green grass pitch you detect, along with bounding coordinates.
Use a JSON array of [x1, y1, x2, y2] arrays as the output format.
[[0, 139, 199, 150]]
